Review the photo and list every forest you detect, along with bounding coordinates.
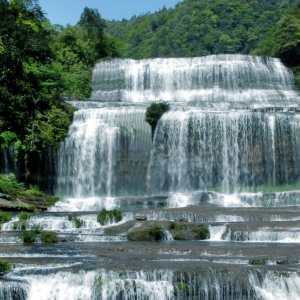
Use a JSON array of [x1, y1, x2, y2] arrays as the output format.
[[107, 0, 299, 58], [0, 0, 300, 190]]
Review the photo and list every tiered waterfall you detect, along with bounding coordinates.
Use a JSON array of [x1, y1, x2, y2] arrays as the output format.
[[2, 55, 300, 300]]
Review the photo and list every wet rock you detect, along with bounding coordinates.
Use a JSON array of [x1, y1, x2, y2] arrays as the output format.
[[136, 216, 147, 221], [191, 191, 214, 204], [0, 198, 35, 211], [276, 260, 286, 265], [58, 237, 67, 242], [179, 218, 188, 222]]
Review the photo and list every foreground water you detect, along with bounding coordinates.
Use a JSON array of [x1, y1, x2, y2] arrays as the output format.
[[2, 55, 300, 299], [1, 193, 300, 299]]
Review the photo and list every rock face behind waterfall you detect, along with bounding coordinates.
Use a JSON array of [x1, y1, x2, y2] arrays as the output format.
[[56, 55, 300, 197]]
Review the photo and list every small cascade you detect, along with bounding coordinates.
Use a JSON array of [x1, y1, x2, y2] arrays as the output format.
[[209, 225, 230, 241], [49, 197, 119, 212], [249, 271, 300, 300], [1, 147, 15, 174], [208, 191, 300, 207], [208, 222, 300, 243], [230, 229, 300, 243]]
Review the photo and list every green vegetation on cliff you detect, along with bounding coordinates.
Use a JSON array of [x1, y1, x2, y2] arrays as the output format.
[[107, 0, 298, 59], [252, 3, 300, 88], [145, 102, 169, 138]]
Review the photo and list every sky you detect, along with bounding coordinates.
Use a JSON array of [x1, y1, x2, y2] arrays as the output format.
[[38, 0, 181, 26]]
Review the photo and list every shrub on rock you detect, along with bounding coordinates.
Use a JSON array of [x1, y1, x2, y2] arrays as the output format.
[[41, 231, 58, 243], [97, 209, 122, 225], [193, 224, 210, 240]]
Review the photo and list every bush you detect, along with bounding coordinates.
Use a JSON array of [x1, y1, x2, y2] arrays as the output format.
[[0, 211, 11, 227], [145, 102, 169, 138], [22, 231, 36, 244], [19, 211, 31, 222], [41, 231, 58, 243], [193, 224, 210, 240], [0, 259, 11, 274], [0, 131, 18, 148], [75, 218, 84, 228], [97, 209, 122, 225], [0, 173, 24, 195], [20, 184, 43, 196], [174, 231, 185, 240], [148, 225, 164, 241], [68, 214, 84, 228], [168, 221, 177, 230], [31, 224, 43, 234]]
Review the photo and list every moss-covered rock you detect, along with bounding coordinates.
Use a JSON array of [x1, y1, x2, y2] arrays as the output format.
[[168, 222, 210, 240], [127, 229, 153, 241], [127, 224, 165, 241], [249, 258, 267, 265]]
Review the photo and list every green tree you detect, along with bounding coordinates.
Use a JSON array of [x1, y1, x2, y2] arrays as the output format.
[[78, 7, 107, 57], [274, 15, 300, 66]]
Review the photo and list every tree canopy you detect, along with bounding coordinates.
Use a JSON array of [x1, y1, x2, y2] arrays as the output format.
[[252, 3, 300, 87], [106, 0, 298, 59]]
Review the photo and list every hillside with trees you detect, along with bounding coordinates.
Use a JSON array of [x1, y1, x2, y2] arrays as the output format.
[[106, 0, 298, 59]]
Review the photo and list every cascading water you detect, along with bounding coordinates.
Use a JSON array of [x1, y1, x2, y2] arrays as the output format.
[[57, 55, 300, 197], [56, 104, 152, 197], [148, 112, 300, 194], [90, 55, 299, 107]]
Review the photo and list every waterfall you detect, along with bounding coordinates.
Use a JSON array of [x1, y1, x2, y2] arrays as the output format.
[[56, 55, 300, 198], [2, 147, 15, 174]]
